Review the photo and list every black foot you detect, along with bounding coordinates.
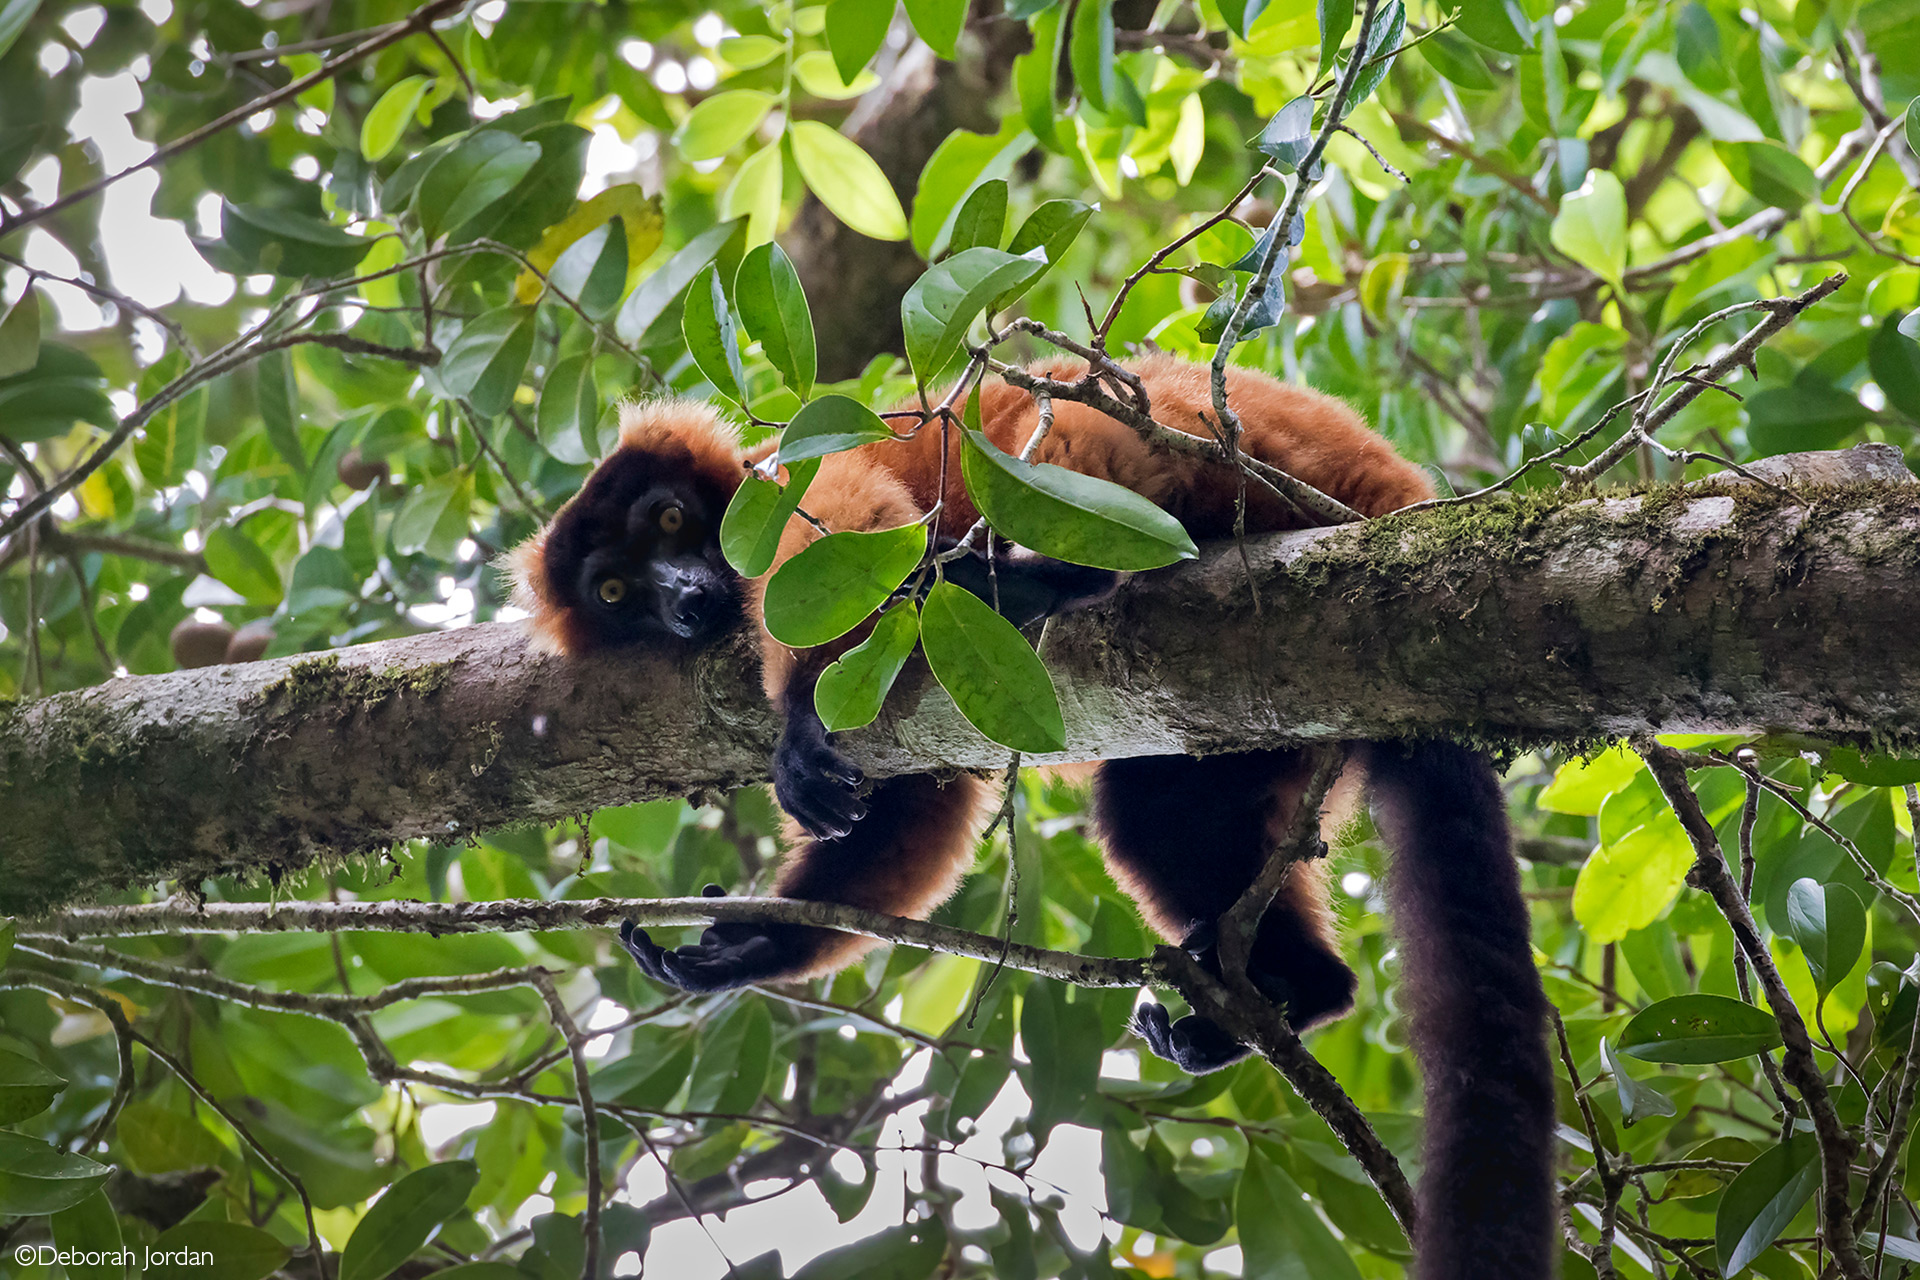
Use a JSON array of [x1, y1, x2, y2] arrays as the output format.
[[774, 714, 865, 840], [620, 891, 805, 993], [1132, 1001, 1251, 1074]]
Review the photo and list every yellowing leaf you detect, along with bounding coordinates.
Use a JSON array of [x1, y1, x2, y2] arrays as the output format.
[[1572, 813, 1692, 944], [789, 120, 908, 241], [513, 185, 666, 304]]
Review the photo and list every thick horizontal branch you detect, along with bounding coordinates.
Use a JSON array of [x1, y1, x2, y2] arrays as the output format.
[[4, 479, 1919, 914]]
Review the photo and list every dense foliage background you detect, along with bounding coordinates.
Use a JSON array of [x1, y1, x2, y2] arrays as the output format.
[[4, 0, 1920, 1275]]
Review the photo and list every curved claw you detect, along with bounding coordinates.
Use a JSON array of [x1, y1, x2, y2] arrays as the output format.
[[1131, 1000, 1251, 1075], [619, 916, 799, 994], [774, 727, 867, 841]]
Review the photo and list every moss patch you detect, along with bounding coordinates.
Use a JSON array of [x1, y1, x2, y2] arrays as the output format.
[[246, 654, 459, 715]]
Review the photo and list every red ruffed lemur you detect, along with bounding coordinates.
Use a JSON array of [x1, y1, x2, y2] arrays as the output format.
[[509, 353, 1554, 1280]]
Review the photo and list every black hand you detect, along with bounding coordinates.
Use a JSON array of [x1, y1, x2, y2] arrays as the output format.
[[619, 908, 800, 994], [774, 695, 866, 841], [1132, 1001, 1251, 1075]]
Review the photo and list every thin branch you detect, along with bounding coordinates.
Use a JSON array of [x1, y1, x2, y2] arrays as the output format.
[[529, 971, 601, 1280]]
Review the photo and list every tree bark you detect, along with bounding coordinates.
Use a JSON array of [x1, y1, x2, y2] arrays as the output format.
[[4, 482, 1919, 916]]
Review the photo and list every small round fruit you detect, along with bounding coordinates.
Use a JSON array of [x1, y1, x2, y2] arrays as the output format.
[[337, 447, 390, 491], [171, 619, 235, 669], [224, 620, 276, 663]]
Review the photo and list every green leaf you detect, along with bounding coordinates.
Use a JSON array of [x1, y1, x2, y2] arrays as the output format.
[[0, 1047, 63, 1123], [1016, 7, 1066, 144], [1817, 746, 1920, 787], [339, 1161, 479, 1280], [1343, 0, 1405, 111], [1869, 313, 1920, 420], [1019, 982, 1101, 1142], [537, 354, 600, 466], [255, 347, 305, 477], [361, 75, 430, 160], [1716, 1135, 1819, 1277], [1318, 0, 1353, 76], [793, 49, 880, 100], [0, 1130, 112, 1216], [720, 35, 784, 69], [1251, 96, 1316, 173], [1571, 800, 1691, 943], [920, 579, 1065, 752], [826, 0, 892, 83], [903, 0, 966, 58], [901, 246, 1049, 383], [146, 1222, 290, 1280], [220, 202, 372, 278], [1218, 0, 1269, 38], [1238, 1148, 1366, 1280], [455, 123, 590, 248], [682, 264, 746, 403], [0, 921, 12, 970], [688, 1001, 774, 1114], [789, 120, 909, 241], [548, 218, 630, 322], [390, 471, 473, 560], [789, 1222, 947, 1280], [616, 219, 743, 343], [673, 90, 775, 162], [1599, 1036, 1676, 1127], [287, 545, 358, 616], [910, 123, 1033, 259], [0, 0, 42, 62], [1550, 169, 1628, 286], [723, 143, 785, 246], [1745, 381, 1869, 456], [1421, 28, 1497, 90], [946, 179, 1009, 256], [204, 527, 285, 606], [1715, 140, 1818, 211], [816, 601, 920, 731], [1783, 877, 1866, 998], [440, 307, 536, 416], [1617, 994, 1784, 1064], [1909, 97, 1920, 163], [414, 131, 539, 240], [1069, 0, 1118, 109], [762, 523, 928, 646], [1861, 1234, 1920, 1264], [595, 1030, 695, 1109], [960, 430, 1196, 570], [1455, 0, 1532, 53], [778, 394, 895, 463], [720, 458, 820, 577], [735, 243, 817, 399], [0, 282, 40, 378], [116, 1100, 228, 1173], [50, 1189, 121, 1280], [134, 350, 206, 488], [998, 198, 1094, 310]]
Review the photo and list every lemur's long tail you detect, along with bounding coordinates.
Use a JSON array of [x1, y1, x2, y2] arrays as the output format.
[[1361, 742, 1557, 1280]]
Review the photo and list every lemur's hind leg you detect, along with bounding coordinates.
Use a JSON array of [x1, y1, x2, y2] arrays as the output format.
[[1094, 751, 1355, 1073]]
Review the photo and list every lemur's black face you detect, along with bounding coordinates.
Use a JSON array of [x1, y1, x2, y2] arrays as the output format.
[[541, 449, 741, 648]]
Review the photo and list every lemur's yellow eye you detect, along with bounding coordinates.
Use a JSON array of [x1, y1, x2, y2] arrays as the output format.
[[658, 505, 684, 534], [598, 578, 627, 604]]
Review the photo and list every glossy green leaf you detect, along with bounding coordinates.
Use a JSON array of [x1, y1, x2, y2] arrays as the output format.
[[0, 0, 41, 61], [1069, 0, 1118, 111], [688, 1000, 773, 1114], [1318, 0, 1353, 75], [287, 544, 358, 615], [1422, 28, 1497, 90], [361, 75, 430, 160], [455, 123, 589, 248], [720, 457, 819, 577], [596, 1030, 696, 1109], [1551, 169, 1628, 285], [723, 143, 784, 247], [1538, 745, 1642, 815], [116, 1100, 229, 1174], [682, 264, 745, 403], [763, 523, 928, 646], [789, 1221, 946, 1280], [537, 353, 600, 466], [390, 471, 473, 560], [778, 394, 894, 463], [901, 246, 1049, 383], [1861, 1233, 1920, 1263], [1817, 746, 1920, 786], [0, 282, 40, 378], [735, 242, 817, 399], [1745, 381, 1869, 456], [204, 526, 284, 606], [146, 1222, 289, 1280], [1016, 7, 1066, 144], [1783, 877, 1866, 997], [0, 1047, 63, 1123], [50, 1189, 121, 1280], [961, 429, 1196, 569], [1715, 1135, 1818, 1276], [1909, 97, 1920, 162], [946, 179, 1008, 256], [339, 1161, 479, 1280], [793, 49, 880, 100], [997, 198, 1094, 310], [1020, 981, 1101, 1142], [826, 0, 893, 82], [1238, 1148, 1366, 1280], [789, 121, 909, 241], [255, 347, 305, 477], [1715, 140, 1818, 211], [1456, 0, 1532, 53], [903, 0, 966, 59], [920, 578, 1065, 752], [1343, 0, 1406, 111], [911, 123, 1032, 260], [439, 307, 536, 416], [1869, 313, 1920, 420], [1599, 1036, 1676, 1127], [0, 1130, 112, 1216], [616, 219, 742, 343], [1251, 96, 1315, 173], [413, 131, 538, 240], [816, 601, 920, 731], [1571, 799, 1690, 943], [673, 90, 775, 162], [220, 202, 371, 278], [548, 217, 630, 321], [1617, 994, 1784, 1064], [720, 34, 783, 69], [134, 350, 206, 488], [1217, 0, 1268, 38]]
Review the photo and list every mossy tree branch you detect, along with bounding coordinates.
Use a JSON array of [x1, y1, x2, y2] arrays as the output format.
[[4, 480, 1920, 918]]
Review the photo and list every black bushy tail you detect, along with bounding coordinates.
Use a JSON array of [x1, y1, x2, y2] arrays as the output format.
[[1360, 742, 1557, 1280]]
